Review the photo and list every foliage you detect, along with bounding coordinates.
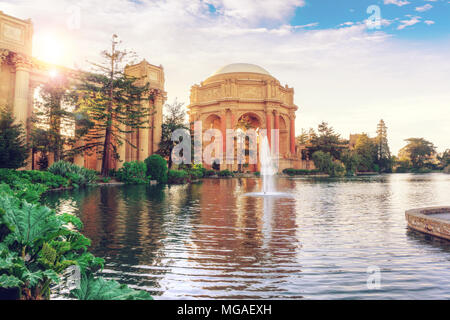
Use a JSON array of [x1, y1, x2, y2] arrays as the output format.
[[70, 273, 152, 300], [212, 159, 221, 171], [340, 150, 361, 176], [0, 169, 70, 202], [444, 165, 450, 174], [312, 151, 346, 177], [282, 168, 321, 176], [218, 169, 233, 177], [48, 161, 97, 187], [0, 108, 28, 169], [398, 138, 436, 169], [0, 185, 151, 300], [204, 170, 216, 177], [167, 169, 188, 184], [145, 155, 168, 184], [254, 171, 260, 177], [307, 122, 348, 160], [116, 161, 148, 184], [31, 75, 77, 163], [437, 149, 450, 170], [72, 35, 153, 176], [375, 119, 392, 172], [156, 100, 188, 169], [354, 134, 377, 172]]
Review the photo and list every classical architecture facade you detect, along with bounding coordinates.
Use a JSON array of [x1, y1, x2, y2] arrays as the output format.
[[188, 63, 312, 172], [0, 11, 165, 170]]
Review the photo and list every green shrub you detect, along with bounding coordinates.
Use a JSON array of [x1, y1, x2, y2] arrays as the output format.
[[48, 161, 97, 187], [282, 168, 321, 176], [204, 170, 215, 177], [218, 169, 233, 177], [254, 171, 261, 177], [144, 155, 168, 184], [0, 185, 151, 300], [330, 160, 346, 177], [411, 167, 432, 174], [20, 170, 68, 189], [167, 169, 188, 184], [116, 161, 148, 184]]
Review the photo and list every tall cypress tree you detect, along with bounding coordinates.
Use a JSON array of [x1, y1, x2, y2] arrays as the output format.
[[0, 108, 29, 169], [73, 35, 153, 176]]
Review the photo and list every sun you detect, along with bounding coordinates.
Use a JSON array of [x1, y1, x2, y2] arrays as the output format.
[[34, 32, 68, 65]]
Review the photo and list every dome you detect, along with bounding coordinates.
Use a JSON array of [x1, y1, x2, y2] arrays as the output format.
[[212, 63, 271, 76]]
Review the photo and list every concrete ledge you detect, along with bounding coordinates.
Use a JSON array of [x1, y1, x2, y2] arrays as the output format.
[[405, 206, 450, 240]]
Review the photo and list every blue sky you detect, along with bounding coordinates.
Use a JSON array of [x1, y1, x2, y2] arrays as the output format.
[[1, 0, 449, 154], [288, 0, 450, 40]]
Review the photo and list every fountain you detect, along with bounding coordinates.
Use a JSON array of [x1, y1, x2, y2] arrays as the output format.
[[244, 135, 292, 198]]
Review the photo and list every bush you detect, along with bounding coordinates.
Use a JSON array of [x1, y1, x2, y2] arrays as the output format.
[[282, 168, 321, 176], [48, 161, 97, 187], [144, 155, 168, 184], [204, 170, 216, 177], [0, 169, 69, 202], [254, 171, 260, 177], [330, 160, 346, 177], [167, 169, 188, 184], [218, 169, 233, 177], [0, 185, 152, 300], [116, 161, 148, 184], [411, 167, 432, 174]]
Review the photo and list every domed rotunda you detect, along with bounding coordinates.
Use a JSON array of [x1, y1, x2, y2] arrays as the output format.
[[188, 63, 307, 172]]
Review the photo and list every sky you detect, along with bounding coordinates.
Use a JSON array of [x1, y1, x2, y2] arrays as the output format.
[[1, 0, 449, 154]]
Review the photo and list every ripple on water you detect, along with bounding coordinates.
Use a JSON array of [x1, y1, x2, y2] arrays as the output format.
[[43, 174, 450, 299]]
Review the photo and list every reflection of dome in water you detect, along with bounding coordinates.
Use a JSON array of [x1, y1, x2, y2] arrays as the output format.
[[212, 63, 271, 76]]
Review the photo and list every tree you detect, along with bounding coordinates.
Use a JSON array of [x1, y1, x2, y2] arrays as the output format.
[[0, 108, 29, 169], [74, 35, 153, 176], [156, 99, 187, 169], [296, 128, 309, 145], [145, 154, 168, 184], [307, 122, 347, 159], [437, 149, 450, 170], [375, 119, 392, 172], [399, 138, 436, 169], [341, 150, 361, 176], [31, 74, 77, 164], [353, 133, 377, 172]]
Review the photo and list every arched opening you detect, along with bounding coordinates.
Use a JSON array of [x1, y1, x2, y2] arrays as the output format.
[[236, 113, 261, 172]]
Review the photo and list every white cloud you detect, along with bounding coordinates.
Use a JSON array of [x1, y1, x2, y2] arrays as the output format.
[[1, 0, 449, 154], [384, 0, 410, 6], [397, 16, 421, 30], [424, 20, 435, 25], [415, 4, 433, 12]]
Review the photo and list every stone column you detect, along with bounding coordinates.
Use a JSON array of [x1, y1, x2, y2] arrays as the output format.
[[220, 110, 227, 155], [116, 121, 127, 169], [266, 110, 272, 147], [152, 93, 164, 154], [273, 110, 280, 157], [290, 115, 296, 155], [13, 55, 32, 128]]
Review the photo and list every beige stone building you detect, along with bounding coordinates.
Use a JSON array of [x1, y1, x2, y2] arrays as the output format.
[[0, 11, 165, 170], [188, 63, 312, 172]]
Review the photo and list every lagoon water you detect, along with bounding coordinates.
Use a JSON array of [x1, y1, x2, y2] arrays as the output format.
[[44, 173, 450, 299]]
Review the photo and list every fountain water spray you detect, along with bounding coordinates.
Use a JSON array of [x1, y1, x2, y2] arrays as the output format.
[[260, 135, 276, 194]]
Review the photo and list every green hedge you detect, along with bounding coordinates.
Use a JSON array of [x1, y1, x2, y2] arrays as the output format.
[[282, 168, 321, 176], [167, 170, 188, 184], [218, 169, 233, 177], [116, 161, 148, 184], [145, 155, 168, 184]]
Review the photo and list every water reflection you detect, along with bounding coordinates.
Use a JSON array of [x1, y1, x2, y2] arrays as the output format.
[[44, 173, 450, 299]]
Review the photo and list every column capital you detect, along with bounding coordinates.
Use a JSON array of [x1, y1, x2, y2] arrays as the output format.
[[12, 53, 33, 71], [0, 49, 11, 64]]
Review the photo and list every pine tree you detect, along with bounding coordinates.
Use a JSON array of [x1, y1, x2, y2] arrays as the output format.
[[31, 74, 76, 163], [73, 35, 153, 176], [0, 108, 29, 169], [375, 119, 392, 172]]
